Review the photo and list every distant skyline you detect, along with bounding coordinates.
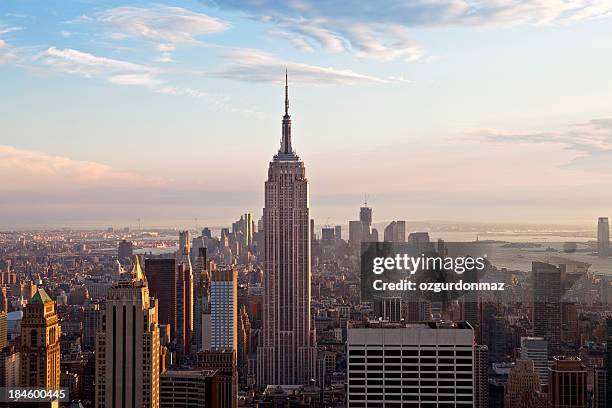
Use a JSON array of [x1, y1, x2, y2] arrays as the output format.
[[1, 1, 612, 228]]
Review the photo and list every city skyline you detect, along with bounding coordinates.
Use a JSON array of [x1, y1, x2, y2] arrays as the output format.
[[2, 1, 612, 228]]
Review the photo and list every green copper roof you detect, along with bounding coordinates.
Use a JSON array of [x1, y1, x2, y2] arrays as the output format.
[[29, 288, 53, 304]]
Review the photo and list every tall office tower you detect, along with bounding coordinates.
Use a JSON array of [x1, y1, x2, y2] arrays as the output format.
[[334, 225, 341, 241], [504, 359, 541, 407], [460, 292, 480, 339], [474, 345, 489, 408], [244, 213, 254, 248], [118, 240, 133, 266], [193, 248, 210, 353], [359, 204, 372, 231], [159, 369, 220, 408], [520, 336, 549, 387], [383, 220, 406, 242], [606, 317, 612, 405], [237, 306, 251, 368], [346, 321, 474, 406], [348, 220, 363, 249], [176, 231, 194, 358], [598, 217, 610, 257], [145, 259, 177, 338], [210, 268, 237, 350], [257, 73, 316, 387], [0, 311, 6, 349], [532, 261, 561, 358], [321, 227, 335, 245], [198, 349, 237, 408], [83, 302, 102, 351], [0, 287, 7, 312], [372, 297, 402, 321], [95, 257, 161, 408], [593, 366, 606, 408], [548, 356, 586, 408], [20, 288, 60, 388]]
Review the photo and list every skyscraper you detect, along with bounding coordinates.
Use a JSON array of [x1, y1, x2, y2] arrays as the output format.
[[474, 345, 489, 408], [548, 356, 586, 408], [504, 359, 541, 407], [597, 217, 610, 257], [532, 261, 561, 358], [210, 268, 237, 350], [20, 288, 60, 389], [346, 320, 474, 406], [118, 240, 133, 266], [257, 73, 316, 387], [95, 257, 161, 408], [520, 336, 548, 387], [145, 259, 177, 339], [176, 231, 194, 358], [383, 220, 406, 242]]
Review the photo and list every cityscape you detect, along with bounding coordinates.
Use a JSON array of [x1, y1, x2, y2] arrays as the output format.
[[0, 78, 611, 407], [2, 1, 612, 407]]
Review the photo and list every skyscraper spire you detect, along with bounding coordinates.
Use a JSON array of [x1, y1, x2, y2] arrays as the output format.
[[285, 68, 289, 116], [278, 69, 294, 158]]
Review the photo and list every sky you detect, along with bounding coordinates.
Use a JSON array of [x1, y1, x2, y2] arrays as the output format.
[[1, 0, 612, 229]]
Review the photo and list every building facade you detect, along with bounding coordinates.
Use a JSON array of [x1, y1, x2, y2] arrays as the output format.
[[257, 73, 316, 387], [95, 257, 161, 408], [347, 321, 474, 406], [20, 288, 61, 389]]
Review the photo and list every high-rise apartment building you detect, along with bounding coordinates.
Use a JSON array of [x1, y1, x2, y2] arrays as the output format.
[[597, 217, 610, 257], [520, 336, 548, 387], [346, 320, 474, 406], [257, 73, 316, 387], [548, 356, 586, 408], [210, 268, 237, 350], [533, 262, 561, 358], [20, 288, 60, 389], [95, 257, 160, 408]]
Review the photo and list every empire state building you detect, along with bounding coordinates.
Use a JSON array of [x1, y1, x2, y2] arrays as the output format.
[[257, 73, 317, 386]]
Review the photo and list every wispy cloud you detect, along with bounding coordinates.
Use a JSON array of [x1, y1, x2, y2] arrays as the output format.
[[464, 117, 612, 173], [204, 0, 612, 60], [0, 145, 168, 190], [0, 26, 21, 64], [33, 47, 261, 117], [85, 5, 230, 61], [38, 46, 151, 76], [212, 48, 388, 84]]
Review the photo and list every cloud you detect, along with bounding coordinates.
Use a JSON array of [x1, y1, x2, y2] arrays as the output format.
[[203, 0, 612, 59], [38, 46, 151, 76], [0, 39, 16, 64], [464, 117, 612, 173], [33, 47, 259, 116], [212, 49, 388, 84], [87, 5, 230, 61], [0, 145, 168, 190], [0, 26, 21, 64]]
